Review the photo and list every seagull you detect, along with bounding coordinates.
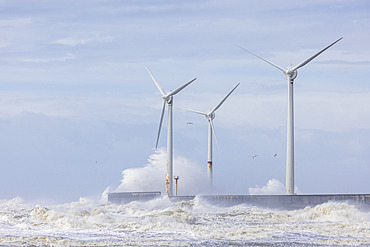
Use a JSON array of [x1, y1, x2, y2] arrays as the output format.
[[252, 155, 258, 159], [274, 154, 278, 157], [186, 122, 194, 125]]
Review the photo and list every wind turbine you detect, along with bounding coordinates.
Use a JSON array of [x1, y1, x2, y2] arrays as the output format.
[[146, 66, 196, 197], [180, 83, 239, 188], [237, 37, 342, 195]]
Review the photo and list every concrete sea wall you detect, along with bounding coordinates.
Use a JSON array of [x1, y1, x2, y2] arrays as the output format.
[[108, 192, 370, 210], [108, 192, 161, 204]]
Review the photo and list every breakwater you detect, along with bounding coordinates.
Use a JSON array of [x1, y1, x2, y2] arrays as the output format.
[[108, 192, 370, 210]]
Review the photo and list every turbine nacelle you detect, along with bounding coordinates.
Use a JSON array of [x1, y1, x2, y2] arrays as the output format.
[[163, 95, 173, 103], [206, 112, 215, 120], [284, 67, 298, 80]]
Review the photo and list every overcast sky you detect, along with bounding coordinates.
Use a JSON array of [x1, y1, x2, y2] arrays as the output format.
[[0, 0, 369, 203]]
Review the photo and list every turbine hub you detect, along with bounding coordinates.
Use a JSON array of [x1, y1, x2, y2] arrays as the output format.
[[208, 112, 215, 120], [165, 95, 173, 104], [284, 66, 297, 80]]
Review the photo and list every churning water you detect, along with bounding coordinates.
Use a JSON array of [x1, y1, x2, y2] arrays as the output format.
[[1, 150, 369, 246], [0, 196, 369, 246]]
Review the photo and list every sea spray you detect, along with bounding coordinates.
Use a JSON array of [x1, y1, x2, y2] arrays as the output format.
[[249, 178, 301, 195], [114, 149, 208, 195], [248, 178, 285, 195]]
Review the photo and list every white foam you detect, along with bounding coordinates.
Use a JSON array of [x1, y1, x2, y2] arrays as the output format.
[[0, 197, 369, 246]]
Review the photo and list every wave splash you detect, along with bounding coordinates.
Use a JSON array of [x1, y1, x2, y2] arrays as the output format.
[[113, 149, 208, 195]]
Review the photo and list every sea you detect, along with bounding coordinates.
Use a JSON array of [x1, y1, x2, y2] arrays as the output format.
[[0, 196, 369, 246]]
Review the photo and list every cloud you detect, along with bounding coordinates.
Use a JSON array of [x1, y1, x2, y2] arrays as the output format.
[[19, 53, 76, 63], [179, 90, 370, 132], [0, 18, 32, 28], [52, 38, 91, 47], [52, 36, 114, 47], [0, 41, 11, 48], [0, 92, 159, 124], [96, 36, 114, 43]]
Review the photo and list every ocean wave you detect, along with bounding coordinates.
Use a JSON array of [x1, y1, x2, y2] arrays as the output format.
[[0, 196, 369, 246]]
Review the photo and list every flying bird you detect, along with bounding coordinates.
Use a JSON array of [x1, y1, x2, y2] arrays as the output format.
[[252, 155, 258, 159], [274, 154, 278, 157]]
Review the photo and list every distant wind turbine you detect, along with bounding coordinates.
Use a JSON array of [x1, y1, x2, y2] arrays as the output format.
[[237, 37, 342, 195], [146, 66, 196, 197], [180, 83, 239, 187]]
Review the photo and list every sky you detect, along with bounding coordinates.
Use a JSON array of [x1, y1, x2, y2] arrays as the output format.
[[0, 0, 369, 203]]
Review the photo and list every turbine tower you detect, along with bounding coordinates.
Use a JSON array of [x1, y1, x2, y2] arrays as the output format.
[[237, 37, 342, 195], [146, 66, 196, 197], [180, 83, 239, 188]]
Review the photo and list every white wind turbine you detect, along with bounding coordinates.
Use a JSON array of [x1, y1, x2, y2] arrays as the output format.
[[180, 83, 239, 188], [146, 66, 196, 197], [237, 37, 342, 195]]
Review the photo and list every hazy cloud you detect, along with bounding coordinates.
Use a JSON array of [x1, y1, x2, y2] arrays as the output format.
[[19, 53, 76, 63], [52, 38, 92, 47], [52, 36, 114, 47], [0, 17, 32, 27]]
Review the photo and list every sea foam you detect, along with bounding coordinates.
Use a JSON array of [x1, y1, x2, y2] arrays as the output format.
[[0, 196, 369, 246]]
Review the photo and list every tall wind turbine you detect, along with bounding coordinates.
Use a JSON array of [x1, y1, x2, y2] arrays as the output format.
[[180, 83, 239, 188], [237, 37, 342, 195], [146, 66, 196, 197]]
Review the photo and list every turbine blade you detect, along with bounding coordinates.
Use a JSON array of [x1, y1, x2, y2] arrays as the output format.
[[177, 106, 207, 116], [155, 100, 166, 148], [292, 37, 343, 71], [210, 119, 220, 152], [146, 66, 166, 96], [211, 83, 240, 114], [168, 78, 197, 97], [236, 44, 286, 72]]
